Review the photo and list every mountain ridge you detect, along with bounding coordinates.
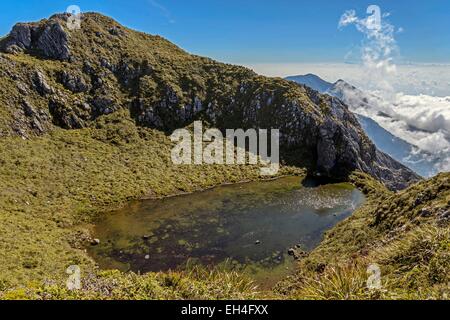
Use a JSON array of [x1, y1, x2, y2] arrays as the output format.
[[0, 12, 447, 301], [0, 12, 419, 189], [286, 73, 442, 177]]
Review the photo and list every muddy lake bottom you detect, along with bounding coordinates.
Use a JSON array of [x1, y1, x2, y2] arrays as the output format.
[[89, 176, 365, 288]]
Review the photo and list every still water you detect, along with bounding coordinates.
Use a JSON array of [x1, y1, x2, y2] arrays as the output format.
[[89, 176, 365, 287]]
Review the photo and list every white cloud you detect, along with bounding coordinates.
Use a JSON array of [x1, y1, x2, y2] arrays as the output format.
[[335, 7, 449, 165], [359, 93, 450, 153], [338, 6, 399, 94], [393, 94, 450, 134], [245, 63, 450, 97], [338, 10, 358, 28], [243, 7, 450, 173], [340, 89, 450, 168]]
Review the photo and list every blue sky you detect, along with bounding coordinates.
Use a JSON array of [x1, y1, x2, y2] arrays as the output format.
[[0, 0, 449, 64]]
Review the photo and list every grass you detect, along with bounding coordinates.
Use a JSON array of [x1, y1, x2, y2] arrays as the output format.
[[0, 12, 447, 300], [1, 267, 259, 300], [1, 139, 447, 300], [276, 172, 450, 300], [0, 109, 304, 293], [0, 113, 448, 300]]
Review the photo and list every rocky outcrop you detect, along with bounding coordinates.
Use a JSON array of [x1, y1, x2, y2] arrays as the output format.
[[58, 71, 89, 93], [35, 22, 70, 61], [0, 20, 70, 61], [32, 71, 54, 95], [132, 77, 419, 189], [48, 98, 86, 129], [0, 13, 421, 190], [13, 99, 51, 136]]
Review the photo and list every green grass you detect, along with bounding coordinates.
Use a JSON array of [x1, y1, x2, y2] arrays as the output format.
[[0, 12, 447, 300], [276, 172, 450, 300], [1, 267, 259, 300], [1, 114, 448, 299], [0, 109, 304, 293]]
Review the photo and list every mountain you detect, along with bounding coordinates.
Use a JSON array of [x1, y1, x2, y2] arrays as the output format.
[[0, 12, 446, 301], [286, 74, 441, 177], [277, 171, 449, 300], [0, 13, 418, 189], [285, 74, 333, 93], [356, 115, 441, 177]]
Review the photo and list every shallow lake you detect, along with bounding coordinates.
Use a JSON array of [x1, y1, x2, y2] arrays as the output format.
[[89, 176, 365, 288]]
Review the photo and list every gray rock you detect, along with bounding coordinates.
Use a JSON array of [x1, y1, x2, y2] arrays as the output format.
[[48, 98, 85, 129], [317, 119, 338, 173], [36, 22, 70, 61], [32, 71, 53, 95], [109, 26, 125, 37], [437, 209, 449, 226], [22, 100, 37, 117], [59, 71, 89, 93], [420, 207, 432, 217], [16, 82, 29, 95], [8, 24, 32, 50], [287, 247, 308, 260], [30, 118, 45, 133], [21, 100, 47, 134], [194, 97, 203, 113], [91, 96, 119, 116], [1, 21, 70, 61], [100, 58, 112, 70]]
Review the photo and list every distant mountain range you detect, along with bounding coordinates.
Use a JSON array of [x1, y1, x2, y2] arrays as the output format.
[[286, 74, 441, 177], [285, 74, 333, 94]]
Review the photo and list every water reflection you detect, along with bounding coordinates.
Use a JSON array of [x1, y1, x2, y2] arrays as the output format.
[[89, 176, 365, 287]]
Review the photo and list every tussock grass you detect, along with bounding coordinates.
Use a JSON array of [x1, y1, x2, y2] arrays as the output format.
[[0, 109, 303, 293], [277, 173, 450, 300], [0, 12, 447, 300], [0, 267, 259, 300], [293, 263, 371, 300]]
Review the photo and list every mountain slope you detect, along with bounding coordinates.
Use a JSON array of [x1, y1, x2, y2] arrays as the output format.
[[277, 171, 449, 299], [285, 74, 333, 93], [356, 114, 441, 177], [286, 74, 441, 177], [0, 13, 423, 291], [0, 12, 448, 301], [0, 13, 419, 189]]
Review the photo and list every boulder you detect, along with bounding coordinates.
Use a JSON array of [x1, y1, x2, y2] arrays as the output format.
[[1, 21, 71, 61], [58, 71, 89, 93], [36, 22, 70, 61], [32, 71, 54, 95]]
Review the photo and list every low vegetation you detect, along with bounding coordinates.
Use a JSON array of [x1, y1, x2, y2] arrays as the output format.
[[0, 13, 447, 300], [0, 109, 303, 294], [276, 172, 449, 300]]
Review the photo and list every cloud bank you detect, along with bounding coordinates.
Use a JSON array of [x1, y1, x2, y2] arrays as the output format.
[[247, 7, 450, 174]]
